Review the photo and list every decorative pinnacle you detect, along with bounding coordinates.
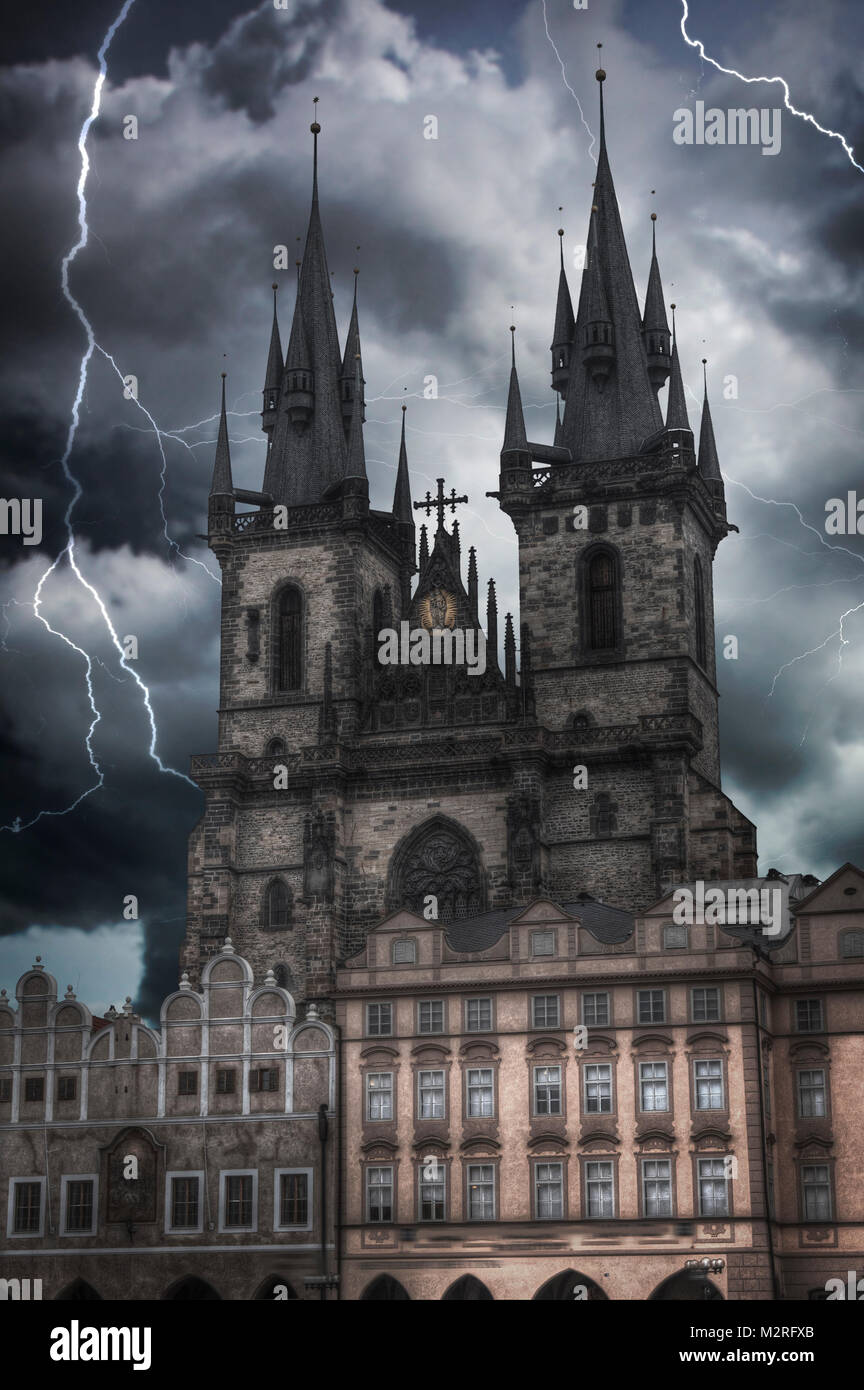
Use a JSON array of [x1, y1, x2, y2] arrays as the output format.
[[311, 94, 320, 134]]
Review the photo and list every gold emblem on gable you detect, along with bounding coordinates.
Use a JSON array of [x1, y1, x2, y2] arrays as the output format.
[[419, 588, 457, 630]]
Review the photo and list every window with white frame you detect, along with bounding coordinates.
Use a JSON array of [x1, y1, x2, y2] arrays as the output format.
[[535, 1162, 564, 1219], [418, 1000, 444, 1034], [642, 1159, 672, 1217], [466, 1068, 494, 1118], [9, 1178, 45, 1236], [465, 998, 492, 1032], [533, 1065, 562, 1116], [582, 992, 609, 1026], [366, 1002, 392, 1036], [61, 1176, 97, 1235], [697, 1158, 729, 1217], [841, 930, 864, 958], [694, 1058, 724, 1109], [366, 1071, 393, 1121], [467, 1164, 495, 1220], [691, 987, 721, 1022], [532, 995, 560, 1029], [419, 1162, 445, 1221], [392, 938, 416, 965], [531, 930, 556, 957], [802, 1165, 831, 1221], [219, 1171, 257, 1232], [166, 1172, 203, 1233], [367, 1166, 393, 1223], [639, 1061, 669, 1112], [795, 999, 824, 1033], [663, 924, 687, 949], [585, 1160, 614, 1218], [418, 1069, 445, 1120], [275, 1169, 311, 1230], [798, 1070, 827, 1118], [584, 1062, 612, 1114], [638, 989, 665, 1024]]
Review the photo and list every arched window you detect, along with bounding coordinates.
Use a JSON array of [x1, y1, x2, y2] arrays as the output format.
[[266, 737, 285, 759], [372, 589, 386, 638], [586, 550, 618, 651], [694, 556, 707, 668], [390, 818, 486, 922], [273, 963, 294, 990], [276, 586, 302, 692], [264, 879, 292, 931], [841, 930, 864, 958]]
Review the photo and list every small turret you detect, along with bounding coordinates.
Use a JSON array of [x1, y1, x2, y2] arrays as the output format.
[[664, 306, 693, 455], [642, 215, 671, 393], [486, 579, 499, 675], [262, 283, 283, 434], [467, 546, 478, 620], [340, 268, 365, 432], [551, 228, 575, 396], [698, 359, 726, 516], [209, 373, 234, 534], [504, 612, 517, 686]]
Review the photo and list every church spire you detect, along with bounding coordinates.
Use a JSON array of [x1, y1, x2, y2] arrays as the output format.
[[561, 68, 662, 461], [486, 579, 499, 674], [551, 226, 575, 396], [642, 214, 671, 393], [665, 306, 691, 436], [698, 359, 724, 486], [340, 267, 365, 432], [263, 112, 347, 504], [501, 326, 529, 456], [209, 373, 234, 530], [262, 283, 283, 435], [392, 404, 413, 523], [344, 355, 367, 481]]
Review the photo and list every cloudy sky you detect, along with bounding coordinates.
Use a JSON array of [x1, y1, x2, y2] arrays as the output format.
[[1, 0, 863, 1020]]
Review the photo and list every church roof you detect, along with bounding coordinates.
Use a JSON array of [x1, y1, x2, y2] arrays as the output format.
[[444, 895, 634, 953]]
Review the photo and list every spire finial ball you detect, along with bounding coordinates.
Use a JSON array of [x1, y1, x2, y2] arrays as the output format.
[[558, 227, 564, 236], [311, 121, 321, 134], [595, 68, 606, 82], [702, 357, 707, 364], [651, 212, 657, 221], [221, 371, 226, 379]]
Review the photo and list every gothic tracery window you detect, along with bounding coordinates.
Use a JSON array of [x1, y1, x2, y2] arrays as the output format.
[[264, 879, 292, 930], [392, 822, 485, 922], [586, 550, 618, 651], [276, 586, 302, 691]]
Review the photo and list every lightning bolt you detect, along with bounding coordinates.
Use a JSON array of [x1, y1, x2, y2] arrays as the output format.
[[540, 0, 597, 164], [680, 0, 864, 175], [2, 0, 200, 837]]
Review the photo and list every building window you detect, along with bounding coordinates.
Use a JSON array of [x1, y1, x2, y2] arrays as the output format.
[[367, 1166, 393, 1223], [392, 938, 416, 965], [61, 1177, 96, 1235], [586, 550, 618, 650], [533, 1065, 562, 1116], [535, 1162, 564, 1219], [467, 1165, 495, 1221], [795, 999, 824, 1033], [221, 1172, 256, 1231], [841, 930, 864, 958], [10, 1180, 44, 1235], [23, 1077, 44, 1103], [802, 1165, 832, 1221], [642, 1159, 672, 1218], [585, 1161, 614, 1218], [797, 1069, 827, 1118], [215, 1069, 236, 1094], [366, 1003, 392, 1037], [419, 1162, 445, 1221], [178, 1071, 198, 1096], [366, 1072, 393, 1121], [531, 930, 556, 957], [466, 1068, 494, 1118], [465, 998, 492, 1033], [532, 995, 560, 1029], [584, 1063, 612, 1114], [277, 1170, 310, 1229], [694, 1059, 724, 1109], [276, 586, 303, 691], [663, 924, 688, 949], [249, 1067, 279, 1092], [639, 1061, 669, 1112], [582, 992, 609, 1026], [418, 1069, 445, 1120], [167, 1174, 202, 1233], [694, 555, 707, 668], [0, 1079, 11, 1103], [264, 878, 291, 930], [638, 990, 665, 1024], [698, 1159, 729, 1217], [691, 987, 720, 1023], [418, 1000, 444, 1034], [57, 1076, 77, 1102]]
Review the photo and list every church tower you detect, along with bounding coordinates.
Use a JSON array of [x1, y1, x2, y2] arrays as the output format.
[[183, 88, 756, 1008]]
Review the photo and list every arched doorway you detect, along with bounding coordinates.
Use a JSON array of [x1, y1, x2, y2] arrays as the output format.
[[55, 1279, 102, 1301], [533, 1269, 609, 1301], [360, 1274, 410, 1301], [253, 1275, 298, 1300], [163, 1276, 221, 1300], [649, 1270, 723, 1301], [442, 1275, 493, 1301]]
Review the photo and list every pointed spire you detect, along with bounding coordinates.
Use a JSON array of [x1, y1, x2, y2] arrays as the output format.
[[697, 359, 722, 482], [502, 326, 529, 455], [642, 214, 671, 393], [452, 519, 461, 569], [419, 523, 429, 569], [554, 394, 564, 447], [486, 579, 499, 674], [578, 205, 614, 388], [211, 374, 233, 497], [262, 283, 283, 432], [665, 305, 690, 433], [341, 266, 365, 430], [551, 226, 576, 395], [344, 354, 367, 480], [467, 546, 478, 618], [504, 612, 517, 685], [392, 404, 413, 523]]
